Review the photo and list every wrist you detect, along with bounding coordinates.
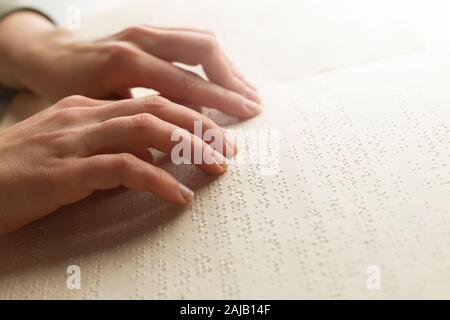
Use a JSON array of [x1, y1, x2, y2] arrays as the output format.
[[0, 11, 69, 91], [15, 27, 79, 93]]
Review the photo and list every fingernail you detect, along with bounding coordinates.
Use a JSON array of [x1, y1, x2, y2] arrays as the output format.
[[213, 151, 228, 171], [224, 133, 238, 158], [244, 99, 262, 116], [179, 183, 195, 203], [245, 88, 262, 104], [224, 142, 236, 159]]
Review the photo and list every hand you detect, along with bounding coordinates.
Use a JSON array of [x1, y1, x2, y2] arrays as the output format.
[[0, 12, 262, 118], [0, 95, 234, 234]]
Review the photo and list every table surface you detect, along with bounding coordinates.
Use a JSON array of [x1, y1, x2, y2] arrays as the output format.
[[0, 0, 449, 299]]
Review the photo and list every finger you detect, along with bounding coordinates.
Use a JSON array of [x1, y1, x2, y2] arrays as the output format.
[[129, 53, 261, 118], [148, 26, 215, 35], [75, 153, 194, 204], [55, 95, 109, 109], [162, 96, 203, 113], [120, 26, 261, 104], [80, 113, 228, 175], [91, 96, 236, 157], [144, 26, 258, 90]]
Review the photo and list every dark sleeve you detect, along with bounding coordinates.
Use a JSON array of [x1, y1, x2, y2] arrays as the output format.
[[0, 0, 55, 23]]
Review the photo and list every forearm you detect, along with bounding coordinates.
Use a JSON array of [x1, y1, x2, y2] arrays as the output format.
[[0, 11, 56, 91], [0, 14, 262, 115]]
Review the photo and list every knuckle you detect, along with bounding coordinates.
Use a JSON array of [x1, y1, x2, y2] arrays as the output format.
[[131, 113, 159, 131], [124, 25, 145, 36], [111, 153, 134, 173], [119, 25, 153, 41], [202, 34, 219, 52], [141, 95, 170, 108], [180, 74, 201, 91], [54, 108, 79, 124], [106, 41, 138, 62], [56, 95, 89, 108]]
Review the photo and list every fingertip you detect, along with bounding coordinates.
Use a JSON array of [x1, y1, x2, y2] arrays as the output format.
[[225, 142, 237, 159], [178, 183, 195, 204], [201, 154, 228, 175], [245, 88, 262, 104], [207, 155, 229, 175], [241, 99, 263, 118], [206, 164, 228, 176]]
